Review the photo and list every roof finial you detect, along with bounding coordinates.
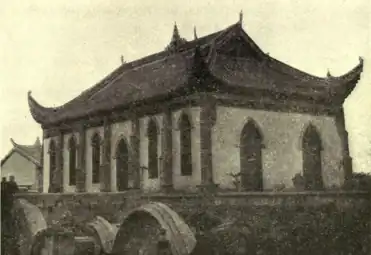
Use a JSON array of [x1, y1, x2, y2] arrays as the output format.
[[239, 10, 243, 25], [120, 55, 125, 65], [194, 26, 198, 40], [172, 22, 180, 41], [359, 56, 364, 65], [35, 137, 41, 146], [166, 21, 187, 51], [327, 69, 332, 78]]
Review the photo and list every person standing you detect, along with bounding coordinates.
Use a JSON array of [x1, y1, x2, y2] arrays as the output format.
[[1, 177, 9, 255], [5, 175, 20, 255], [8, 175, 19, 194]]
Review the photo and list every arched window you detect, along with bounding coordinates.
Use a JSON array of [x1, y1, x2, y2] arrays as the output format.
[[302, 124, 324, 190], [49, 140, 56, 192], [68, 136, 77, 186], [116, 138, 130, 191], [240, 120, 264, 191], [91, 133, 101, 184], [180, 113, 192, 176], [147, 119, 158, 179]]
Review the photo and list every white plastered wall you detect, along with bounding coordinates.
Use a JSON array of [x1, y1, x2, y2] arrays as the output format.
[[42, 137, 51, 193], [212, 106, 344, 190]]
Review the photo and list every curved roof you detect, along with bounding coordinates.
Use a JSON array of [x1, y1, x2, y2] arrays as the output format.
[[112, 202, 196, 255], [1, 138, 42, 167], [28, 21, 364, 126]]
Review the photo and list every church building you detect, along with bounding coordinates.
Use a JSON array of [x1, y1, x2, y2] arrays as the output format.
[[27, 14, 363, 193]]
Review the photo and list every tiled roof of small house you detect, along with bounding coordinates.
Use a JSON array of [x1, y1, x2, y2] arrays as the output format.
[[28, 19, 364, 126], [1, 138, 42, 167]]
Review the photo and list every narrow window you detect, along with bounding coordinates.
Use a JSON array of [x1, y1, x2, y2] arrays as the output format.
[[180, 113, 192, 176], [49, 140, 56, 192], [68, 136, 77, 186], [147, 119, 158, 179], [116, 138, 129, 191], [240, 120, 264, 191], [302, 124, 324, 190], [91, 133, 101, 184]]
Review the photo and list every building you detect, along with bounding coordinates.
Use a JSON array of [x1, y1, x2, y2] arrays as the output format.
[[1, 138, 42, 191], [27, 14, 363, 194]]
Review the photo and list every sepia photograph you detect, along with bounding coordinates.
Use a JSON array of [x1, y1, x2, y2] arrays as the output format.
[[1, 1, 370, 254]]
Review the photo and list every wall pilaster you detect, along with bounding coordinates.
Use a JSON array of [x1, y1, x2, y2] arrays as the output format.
[[199, 101, 216, 188], [335, 107, 353, 183], [161, 109, 173, 191], [76, 125, 86, 192], [54, 131, 64, 193], [101, 117, 112, 192], [130, 118, 141, 189]]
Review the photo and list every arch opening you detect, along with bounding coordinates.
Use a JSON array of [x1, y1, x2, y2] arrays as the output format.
[[49, 140, 57, 193], [91, 133, 101, 184], [239, 120, 264, 191], [302, 124, 324, 190], [112, 202, 196, 255], [11, 199, 47, 255], [147, 119, 159, 179], [116, 138, 130, 191], [180, 113, 193, 176], [68, 136, 77, 186]]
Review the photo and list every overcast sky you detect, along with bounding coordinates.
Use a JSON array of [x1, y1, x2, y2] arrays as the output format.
[[1, 0, 370, 172]]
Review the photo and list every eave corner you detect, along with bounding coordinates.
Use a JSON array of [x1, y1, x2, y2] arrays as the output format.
[[27, 91, 52, 125]]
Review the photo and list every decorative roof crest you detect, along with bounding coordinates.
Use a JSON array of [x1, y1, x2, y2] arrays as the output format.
[[239, 10, 243, 25], [327, 69, 332, 78], [165, 22, 187, 52], [194, 26, 198, 40], [359, 56, 364, 65], [120, 55, 126, 65]]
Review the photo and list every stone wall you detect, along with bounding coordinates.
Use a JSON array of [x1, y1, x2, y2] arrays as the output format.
[[16, 191, 369, 224], [14, 191, 371, 254]]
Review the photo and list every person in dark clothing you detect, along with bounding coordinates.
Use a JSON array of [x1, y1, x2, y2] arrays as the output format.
[[1, 177, 11, 221], [1, 177, 9, 255], [1, 176, 8, 206], [2, 176, 20, 255], [8, 175, 19, 195], [1, 176, 7, 191]]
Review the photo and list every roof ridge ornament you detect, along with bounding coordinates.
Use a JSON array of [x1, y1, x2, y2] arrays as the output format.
[[10, 138, 16, 147], [327, 69, 332, 78], [359, 56, 364, 65], [120, 55, 125, 65], [35, 137, 41, 146], [194, 26, 198, 40], [239, 10, 243, 25], [172, 22, 181, 41], [165, 22, 187, 52], [191, 45, 209, 80]]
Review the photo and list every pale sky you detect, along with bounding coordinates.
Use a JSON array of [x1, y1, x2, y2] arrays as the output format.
[[1, 0, 370, 172]]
